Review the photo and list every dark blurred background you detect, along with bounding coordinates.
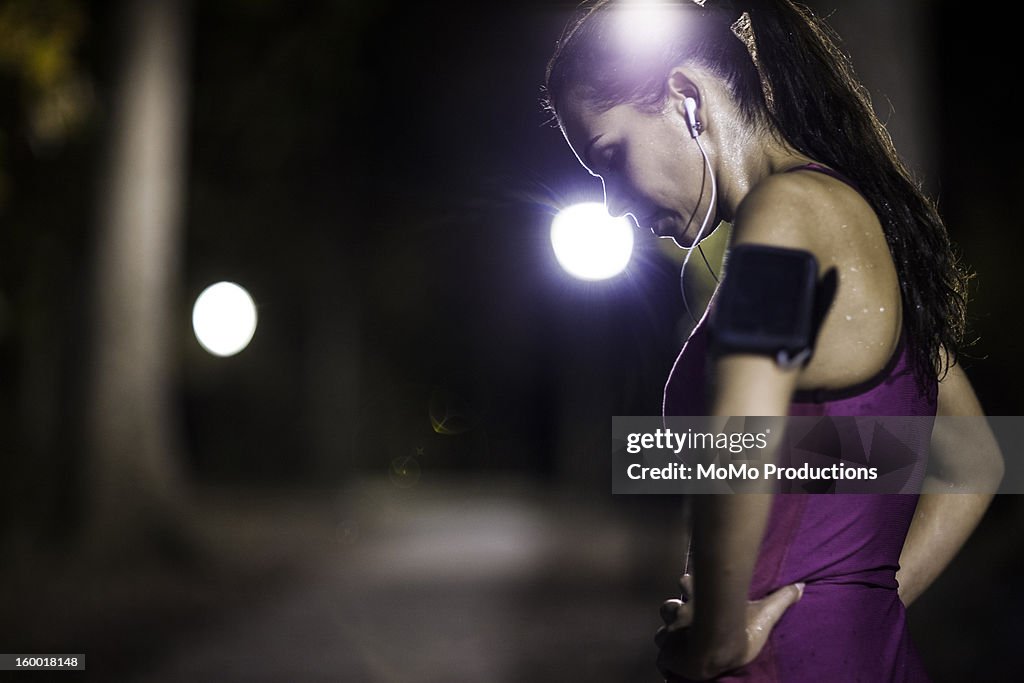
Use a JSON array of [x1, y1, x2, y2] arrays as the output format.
[[0, 0, 1020, 680]]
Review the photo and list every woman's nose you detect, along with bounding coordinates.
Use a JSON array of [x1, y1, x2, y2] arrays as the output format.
[[602, 181, 630, 219]]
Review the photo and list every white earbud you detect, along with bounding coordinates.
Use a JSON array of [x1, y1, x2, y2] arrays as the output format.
[[683, 96, 701, 138]]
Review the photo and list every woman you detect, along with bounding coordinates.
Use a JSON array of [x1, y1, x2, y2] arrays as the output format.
[[543, 1, 1003, 680]]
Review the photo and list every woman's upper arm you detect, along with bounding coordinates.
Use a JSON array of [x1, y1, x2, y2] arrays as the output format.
[[936, 354, 984, 417], [710, 355, 799, 416], [930, 353, 1004, 487], [707, 174, 828, 416]]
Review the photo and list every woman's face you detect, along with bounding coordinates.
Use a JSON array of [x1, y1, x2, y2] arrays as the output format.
[[560, 94, 714, 247]]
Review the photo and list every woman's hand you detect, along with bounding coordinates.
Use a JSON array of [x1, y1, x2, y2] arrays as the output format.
[[654, 574, 805, 681]]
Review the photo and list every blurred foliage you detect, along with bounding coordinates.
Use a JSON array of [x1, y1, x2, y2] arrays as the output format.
[[0, 0, 92, 207]]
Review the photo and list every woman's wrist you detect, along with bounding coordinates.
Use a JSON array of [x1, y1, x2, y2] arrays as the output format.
[[691, 624, 747, 677]]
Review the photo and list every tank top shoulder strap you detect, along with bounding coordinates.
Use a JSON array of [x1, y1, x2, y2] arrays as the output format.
[[784, 162, 862, 195]]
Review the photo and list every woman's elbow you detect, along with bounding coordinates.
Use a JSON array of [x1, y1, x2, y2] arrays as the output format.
[[983, 446, 1005, 491], [948, 445, 1003, 492]]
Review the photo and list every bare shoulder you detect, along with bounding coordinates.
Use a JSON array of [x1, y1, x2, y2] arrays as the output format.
[[732, 166, 875, 250], [731, 166, 903, 391]]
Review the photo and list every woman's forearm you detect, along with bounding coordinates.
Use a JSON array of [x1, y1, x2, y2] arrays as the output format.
[[695, 354, 796, 670], [899, 364, 1004, 607], [691, 493, 773, 664], [896, 490, 994, 607]]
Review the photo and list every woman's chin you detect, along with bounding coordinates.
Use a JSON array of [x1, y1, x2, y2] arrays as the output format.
[[648, 213, 676, 239], [676, 219, 722, 248]]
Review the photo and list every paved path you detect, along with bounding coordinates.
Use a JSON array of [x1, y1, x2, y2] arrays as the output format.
[[125, 479, 679, 682]]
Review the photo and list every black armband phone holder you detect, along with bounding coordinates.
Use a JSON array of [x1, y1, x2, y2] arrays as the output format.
[[708, 244, 837, 369]]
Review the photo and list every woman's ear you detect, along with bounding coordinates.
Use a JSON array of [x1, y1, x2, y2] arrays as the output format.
[[667, 67, 703, 136], [667, 67, 701, 107]]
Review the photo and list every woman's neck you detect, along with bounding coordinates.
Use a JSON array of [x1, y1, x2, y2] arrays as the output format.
[[713, 130, 813, 222]]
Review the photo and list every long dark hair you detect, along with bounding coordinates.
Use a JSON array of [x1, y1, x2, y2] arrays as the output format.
[[544, 0, 971, 389]]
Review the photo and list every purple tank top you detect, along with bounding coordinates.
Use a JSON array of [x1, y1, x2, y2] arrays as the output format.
[[662, 163, 936, 681]]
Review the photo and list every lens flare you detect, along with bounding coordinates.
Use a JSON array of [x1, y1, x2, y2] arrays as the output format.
[[429, 387, 474, 435], [614, 1, 679, 52], [389, 455, 421, 488]]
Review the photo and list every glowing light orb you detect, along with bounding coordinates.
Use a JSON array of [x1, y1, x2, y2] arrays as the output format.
[[551, 202, 634, 280], [192, 281, 258, 357]]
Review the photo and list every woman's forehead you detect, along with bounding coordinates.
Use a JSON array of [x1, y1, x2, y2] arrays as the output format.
[[559, 100, 615, 163], [561, 96, 621, 136]]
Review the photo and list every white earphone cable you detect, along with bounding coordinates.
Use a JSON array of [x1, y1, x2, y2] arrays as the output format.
[[680, 131, 719, 324], [678, 123, 718, 587]]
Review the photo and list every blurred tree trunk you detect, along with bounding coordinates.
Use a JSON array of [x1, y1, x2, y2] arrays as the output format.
[[81, 0, 192, 561]]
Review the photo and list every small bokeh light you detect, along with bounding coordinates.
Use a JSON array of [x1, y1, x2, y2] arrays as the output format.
[[550, 202, 634, 281], [192, 281, 258, 357]]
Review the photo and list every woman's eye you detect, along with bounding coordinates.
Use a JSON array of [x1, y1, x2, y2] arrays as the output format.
[[602, 148, 623, 172]]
